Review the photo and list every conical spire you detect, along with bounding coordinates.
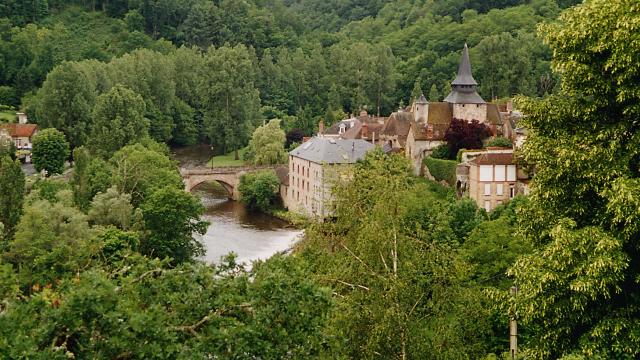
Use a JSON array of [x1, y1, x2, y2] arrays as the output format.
[[444, 43, 485, 104], [451, 43, 477, 86], [416, 93, 427, 104]]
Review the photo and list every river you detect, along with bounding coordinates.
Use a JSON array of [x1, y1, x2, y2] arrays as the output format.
[[172, 145, 302, 266]]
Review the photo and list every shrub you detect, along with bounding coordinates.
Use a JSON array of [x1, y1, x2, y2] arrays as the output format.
[[424, 157, 457, 186], [430, 144, 450, 159], [485, 137, 512, 148], [239, 170, 281, 212]]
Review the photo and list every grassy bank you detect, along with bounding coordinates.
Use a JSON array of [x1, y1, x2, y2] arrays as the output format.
[[207, 147, 248, 167]]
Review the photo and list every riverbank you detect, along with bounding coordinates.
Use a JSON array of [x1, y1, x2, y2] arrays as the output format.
[[267, 208, 309, 229]]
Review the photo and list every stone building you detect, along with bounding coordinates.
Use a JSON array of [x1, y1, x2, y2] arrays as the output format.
[[0, 123, 38, 150], [287, 137, 375, 218]]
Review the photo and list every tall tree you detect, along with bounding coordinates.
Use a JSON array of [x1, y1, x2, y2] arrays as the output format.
[[32, 128, 70, 176], [247, 119, 287, 165], [140, 186, 208, 264], [89, 85, 150, 158], [199, 45, 261, 160], [508, 0, 640, 358], [444, 118, 492, 157], [35, 61, 97, 150], [0, 156, 24, 246]]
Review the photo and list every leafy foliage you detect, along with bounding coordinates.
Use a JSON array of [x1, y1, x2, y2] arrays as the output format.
[[247, 119, 287, 165], [239, 170, 281, 212], [32, 128, 70, 176], [0, 156, 24, 245], [424, 157, 458, 185], [444, 118, 493, 156], [486, 136, 513, 148]]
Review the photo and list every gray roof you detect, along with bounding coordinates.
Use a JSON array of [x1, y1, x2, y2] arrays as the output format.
[[416, 93, 427, 104], [289, 137, 375, 164], [451, 43, 477, 86], [444, 90, 486, 104]]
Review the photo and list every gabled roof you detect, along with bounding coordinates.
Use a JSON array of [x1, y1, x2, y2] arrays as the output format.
[[451, 43, 477, 86], [341, 121, 384, 141], [381, 111, 412, 137], [0, 123, 37, 138], [289, 137, 375, 164]]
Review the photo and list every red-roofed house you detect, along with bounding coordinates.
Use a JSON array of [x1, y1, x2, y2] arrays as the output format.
[[0, 123, 38, 150]]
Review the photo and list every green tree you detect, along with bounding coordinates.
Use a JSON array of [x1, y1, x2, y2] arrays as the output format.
[[32, 128, 70, 176], [507, 1, 640, 357], [238, 170, 280, 212], [4, 198, 95, 287], [109, 142, 183, 205], [247, 119, 287, 165], [0, 156, 24, 245], [199, 45, 261, 160], [88, 186, 134, 230], [428, 83, 440, 101], [35, 61, 96, 150], [89, 85, 150, 158], [140, 186, 208, 264]]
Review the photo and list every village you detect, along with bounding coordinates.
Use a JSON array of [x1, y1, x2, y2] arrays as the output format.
[[284, 44, 529, 219]]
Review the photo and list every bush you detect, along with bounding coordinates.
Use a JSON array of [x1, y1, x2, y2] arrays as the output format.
[[424, 157, 457, 186], [485, 137, 512, 148], [239, 170, 281, 212], [430, 144, 450, 159]]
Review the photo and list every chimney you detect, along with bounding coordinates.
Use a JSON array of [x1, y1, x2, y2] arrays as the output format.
[[318, 118, 325, 136], [17, 112, 27, 124], [362, 123, 369, 139], [506, 100, 513, 113]]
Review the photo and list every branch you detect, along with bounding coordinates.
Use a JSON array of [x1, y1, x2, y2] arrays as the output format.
[[329, 278, 370, 291], [169, 304, 253, 336]]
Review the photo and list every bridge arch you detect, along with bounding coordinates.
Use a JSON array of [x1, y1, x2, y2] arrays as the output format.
[[180, 165, 278, 201], [188, 178, 236, 199]]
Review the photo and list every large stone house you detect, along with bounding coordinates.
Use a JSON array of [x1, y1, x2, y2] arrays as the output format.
[[285, 137, 375, 218]]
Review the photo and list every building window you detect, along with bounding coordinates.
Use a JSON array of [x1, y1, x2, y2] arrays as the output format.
[[484, 200, 491, 212], [496, 184, 504, 196], [495, 165, 506, 182], [507, 165, 517, 181], [484, 183, 491, 196], [479, 165, 493, 181], [510, 185, 515, 199]]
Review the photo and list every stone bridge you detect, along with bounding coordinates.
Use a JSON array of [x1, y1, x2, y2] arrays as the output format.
[[181, 165, 277, 200]]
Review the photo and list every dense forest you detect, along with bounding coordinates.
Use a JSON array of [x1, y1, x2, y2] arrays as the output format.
[[0, 0, 579, 153], [2, 0, 640, 359]]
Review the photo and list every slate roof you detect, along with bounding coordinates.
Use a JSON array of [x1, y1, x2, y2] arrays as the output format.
[[416, 93, 428, 104], [451, 43, 477, 86], [0, 124, 37, 138], [289, 137, 375, 164], [445, 43, 486, 104]]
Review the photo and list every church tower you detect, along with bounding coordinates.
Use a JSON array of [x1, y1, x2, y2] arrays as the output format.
[[412, 93, 428, 124], [444, 43, 487, 122]]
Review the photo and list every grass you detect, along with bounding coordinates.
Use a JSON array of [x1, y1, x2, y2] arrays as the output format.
[[207, 147, 249, 167], [0, 111, 15, 123]]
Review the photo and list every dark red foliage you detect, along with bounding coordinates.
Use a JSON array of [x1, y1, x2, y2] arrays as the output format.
[[444, 118, 492, 158]]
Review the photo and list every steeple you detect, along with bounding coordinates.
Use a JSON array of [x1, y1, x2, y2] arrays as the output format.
[[444, 43, 485, 104], [416, 93, 427, 105]]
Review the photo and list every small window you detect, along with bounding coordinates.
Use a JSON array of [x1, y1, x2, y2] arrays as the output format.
[[479, 165, 493, 181], [496, 184, 504, 196], [510, 185, 515, 199], [484, 200, 491, 212], [484, 183, 491, 196]]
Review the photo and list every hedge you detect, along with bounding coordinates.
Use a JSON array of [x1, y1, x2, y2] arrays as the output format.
[[424, 157, 457, 186]]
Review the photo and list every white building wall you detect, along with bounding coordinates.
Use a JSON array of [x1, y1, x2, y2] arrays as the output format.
[[453, 103, 487, 123]]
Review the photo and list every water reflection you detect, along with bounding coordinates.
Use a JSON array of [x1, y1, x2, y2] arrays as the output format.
[[193, 182, 302, 266]]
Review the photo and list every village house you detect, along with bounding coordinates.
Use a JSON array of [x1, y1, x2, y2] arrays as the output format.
[[0, 123, 38, 150], [455, 148, 529, 211], [285, 137, 375, 218], [323, 110, 387, 145]]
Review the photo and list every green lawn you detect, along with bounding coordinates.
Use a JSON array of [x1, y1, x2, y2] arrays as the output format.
[[0, 111, 15, 123], [207, 147, 249, 167]]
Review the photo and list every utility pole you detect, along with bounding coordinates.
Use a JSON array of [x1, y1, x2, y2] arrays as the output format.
[[510, 286, 518, 360]]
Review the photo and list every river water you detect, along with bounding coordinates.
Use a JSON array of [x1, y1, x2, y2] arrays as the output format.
[[172, 146, 302, 266]]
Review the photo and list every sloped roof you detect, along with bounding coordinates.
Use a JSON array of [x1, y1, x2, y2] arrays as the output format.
[[427, 102, 453, 124], [444, 90, 486, 104], [416, 94, 428, 104], [0, 124, 37, 138], [381, 111, 412, 137], [289, 137, 375, 164], [471, 152, 514, 166], [486, 103, 503, 125], [451, 44, 477, 86], [411, 121, 450, 141], [341, 121, 384, 141]]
